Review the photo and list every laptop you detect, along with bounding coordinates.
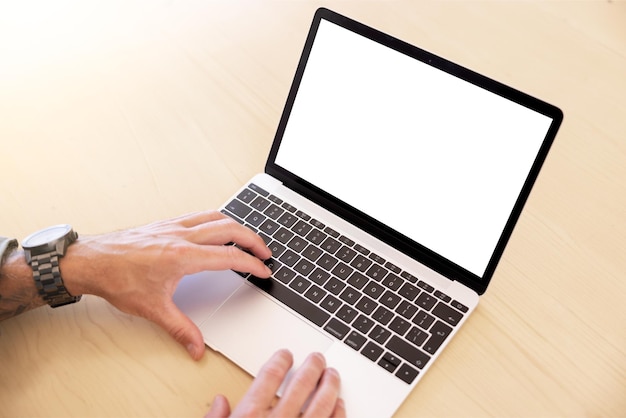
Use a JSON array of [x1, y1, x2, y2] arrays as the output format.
[[173, 8, 562, 417]]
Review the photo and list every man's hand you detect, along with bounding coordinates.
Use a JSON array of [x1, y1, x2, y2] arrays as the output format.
[[206, 350, 346, 418], [60, 211, 272, 359]]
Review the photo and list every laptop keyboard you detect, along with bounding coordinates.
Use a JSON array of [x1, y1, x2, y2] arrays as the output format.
[[221, 183, 469, 384]]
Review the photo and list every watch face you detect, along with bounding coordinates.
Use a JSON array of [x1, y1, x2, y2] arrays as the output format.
[[23, 224, 72, 248]]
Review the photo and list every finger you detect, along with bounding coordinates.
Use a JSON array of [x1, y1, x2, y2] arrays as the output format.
[[301, 367, 342, 418], [181, 244, 272, 278], [272, 352, 326, 417], [175, 211, 228, 228], [189, 218, 271, 260], [331, 398, 347, 418], [204, 394, 231, 418], [234, 349, 294, 413], [149, 299, 206, 360]]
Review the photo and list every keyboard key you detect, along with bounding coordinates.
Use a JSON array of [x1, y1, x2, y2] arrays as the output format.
[[274, 228, 294, 244], [389, 316, 411, 336], [293, 220, 312, 237], [267, 194, 283, 205], [346, 272, 368, 290], [395, 364, 419, 384], [311, 219, 325, 229], [432, 303, 463, 326], [353, 314, 375, 334], [412, 310, 435, 330], [372, 306, 394, 325], [304, 285, 326, 303], [248, 183, 269, 196], [331, 262, 353, 280], [268, 241, 286, 258], [398, 282, 419, 301], [401, 271, 418, 283], [295, 210, 311, 221], [323, 277, 346, 295], [423, 321, 453, 354], [369, 325, 392, 345], [361, 341, 383, 362], [395, 300, 418, 320], [317, 253, 339, 271], [338, 235, 355, 247], [335, 246, 357, 263], [308, 268, 329, 286], [320, 294, 342, 313], [385, 261, 401, 274], [351, 254, 372, 272], [416, 292, 437, 310], [338, 286, 361, 305], [259, 219, 279, 235], [281, 202, 296, 213], [368, 252, 386, 264], [287, 236, 307, 252], [344, 331, 367, 351], [451, 300, 469, 313], [366, 264, 387, 281], [237, 188, 257, 203], [354, 244, 370, 255], [416, 280, 434, 293], [263, 204, 284, 220], [225, 199, 252, 219], [386, 335, 431, 370], [250, 196, 270, 212], [289, 276, 311, 294], [306, 229, 327, 245], [277, 212, 298, 228], [324, 318, 350, 340], [336, 305, 358, 324], [302, 244, 323, 262], [434, 290, 452, 303], [355, 296, 377, 315], [320, 237, 341, 254], [382, 273, 403, 291], [406, 326, 428, 347], [294, 259, 315, 276], [274, 266, 296, 284], [278, 250, 299, 267], [380, 290, 401, 309], [324, 226, 340, 238], [248, 277, 329, 327], [363, 281, 385, 299], [377, 352, 401, 373]]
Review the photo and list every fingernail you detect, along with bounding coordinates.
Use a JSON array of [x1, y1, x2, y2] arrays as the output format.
[[187, 343, 199, 359]]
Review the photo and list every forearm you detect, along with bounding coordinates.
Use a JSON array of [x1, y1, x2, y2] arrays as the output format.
[[0, 250, 45, 321]]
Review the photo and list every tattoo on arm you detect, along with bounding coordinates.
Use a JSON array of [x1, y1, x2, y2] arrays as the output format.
[[0, 251, 45, 321]]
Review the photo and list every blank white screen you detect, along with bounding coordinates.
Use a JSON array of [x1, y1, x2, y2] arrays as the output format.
[[275, 20, 553, 277]]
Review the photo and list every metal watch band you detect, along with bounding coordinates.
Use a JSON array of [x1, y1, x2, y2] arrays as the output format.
[[31, 252, 82, 308]]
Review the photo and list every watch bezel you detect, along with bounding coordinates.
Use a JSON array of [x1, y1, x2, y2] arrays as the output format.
[[23, 224, 76, 263]]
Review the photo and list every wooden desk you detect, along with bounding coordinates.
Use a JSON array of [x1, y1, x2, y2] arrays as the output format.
[[1, 1, 624, 416]]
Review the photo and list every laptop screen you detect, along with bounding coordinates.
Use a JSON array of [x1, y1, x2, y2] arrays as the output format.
[[269, 12, 561, 292]]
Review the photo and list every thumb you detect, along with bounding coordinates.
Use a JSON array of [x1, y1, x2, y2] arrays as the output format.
[[205, 394, 231, 418], [156, 300, 205, 360]]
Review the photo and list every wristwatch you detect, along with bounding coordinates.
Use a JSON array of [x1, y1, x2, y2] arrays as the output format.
[[22, 224, 82, 308]]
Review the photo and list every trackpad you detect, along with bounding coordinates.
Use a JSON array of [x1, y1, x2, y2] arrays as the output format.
[[200, 283, 333, 378]]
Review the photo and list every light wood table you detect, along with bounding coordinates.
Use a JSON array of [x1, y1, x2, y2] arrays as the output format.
[[1, 1, 624, 416]]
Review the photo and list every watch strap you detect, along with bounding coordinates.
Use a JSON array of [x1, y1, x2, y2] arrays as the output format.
[[0, 236, 18, 269], [31, 252, 82, 308]]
